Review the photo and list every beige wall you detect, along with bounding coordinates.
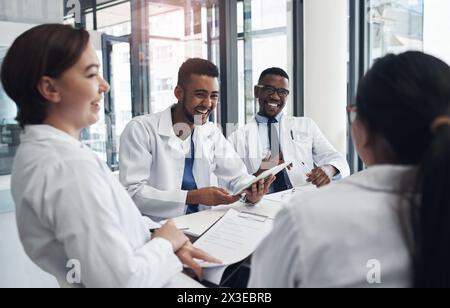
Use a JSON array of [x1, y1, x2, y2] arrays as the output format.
[[303, 0, 348, 155], [424, 0, 450, 66]]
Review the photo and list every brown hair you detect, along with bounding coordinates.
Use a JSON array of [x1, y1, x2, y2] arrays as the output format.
[[0, 24, 90, 128]]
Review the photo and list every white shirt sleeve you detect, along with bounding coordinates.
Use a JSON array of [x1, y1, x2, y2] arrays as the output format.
[[309, 119, 350, 178], [248, 206, 303, 288], [46, 159, 182, 288], [119, 120, 188, 216]]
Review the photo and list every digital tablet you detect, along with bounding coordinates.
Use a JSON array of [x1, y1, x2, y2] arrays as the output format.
[[232, 161, 292, 196]]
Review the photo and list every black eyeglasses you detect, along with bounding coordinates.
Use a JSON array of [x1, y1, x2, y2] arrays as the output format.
[[256, 85, 290, 98], [346, 105, 357, 125]]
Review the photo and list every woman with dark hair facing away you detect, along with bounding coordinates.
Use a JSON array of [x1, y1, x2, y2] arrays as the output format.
[[1, 24, 219, 288], [248, 51, 450, 288]]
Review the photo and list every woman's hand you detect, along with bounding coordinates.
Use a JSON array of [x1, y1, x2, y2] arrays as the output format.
[[176, 242, 222, 280], [152, 220, 189, 252]]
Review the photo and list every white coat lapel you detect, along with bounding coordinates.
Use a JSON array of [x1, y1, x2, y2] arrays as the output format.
[[281, 116, 308, 186], [158, 108, 185, 159]]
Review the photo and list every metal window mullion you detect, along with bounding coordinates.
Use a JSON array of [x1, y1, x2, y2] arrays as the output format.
[[348, 0, 366, 173], [130, 0, 150, 117], [219, 0, 239, 133], [292, 0, 304, 117]]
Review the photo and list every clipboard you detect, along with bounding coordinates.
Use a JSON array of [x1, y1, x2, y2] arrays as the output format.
[[232, 161, 292, 196]]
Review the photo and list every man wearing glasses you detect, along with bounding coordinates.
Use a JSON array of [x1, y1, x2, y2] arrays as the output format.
[[229, 67, 350, 192]]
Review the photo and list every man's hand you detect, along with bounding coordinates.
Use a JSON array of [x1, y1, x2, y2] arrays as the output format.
[[187, 187, 241, 206], [176, 242, 222, 281], [306, 165, 337, 188], [245, 175, 276, 204]]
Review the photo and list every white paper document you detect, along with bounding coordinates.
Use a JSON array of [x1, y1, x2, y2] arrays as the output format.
[[193, 209, 273, 268]]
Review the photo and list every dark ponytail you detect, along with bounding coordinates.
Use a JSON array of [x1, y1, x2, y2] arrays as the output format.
[[414, 123, 450, 287], [356, 51, 450, 287]]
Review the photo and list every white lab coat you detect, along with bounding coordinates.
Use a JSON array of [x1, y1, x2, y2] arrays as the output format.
[[248, 165, 414, 288], [228, 116, 350, 186], [119, 107, 254, 220], [11, 125, 183, 288]]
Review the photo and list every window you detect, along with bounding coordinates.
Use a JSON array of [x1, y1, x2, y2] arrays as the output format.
[[155, 78, 174, 92], [64, 0, 132, 36], [63, 1, 134, 168], [367, 0, 424, 64], [0, 0, 64, 176], [1, 0, 304, 174], [365, 0, 450, 89], [90, 1, 131, 36], [348, 0, 450, 173], [148, 0, 220, 114], [154, 45, 174, 60], [0, 47, 19, 176], [237, 0, 294, 124]]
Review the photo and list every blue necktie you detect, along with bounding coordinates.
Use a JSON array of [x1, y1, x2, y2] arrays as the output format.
[[182, 137, 199, 214]]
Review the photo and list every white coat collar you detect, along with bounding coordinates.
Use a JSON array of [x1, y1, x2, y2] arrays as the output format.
[[21, 125, 83, 147], [158, 106, 177, 138], [343, 165, 418, 194], [255, 112, 284, 124]]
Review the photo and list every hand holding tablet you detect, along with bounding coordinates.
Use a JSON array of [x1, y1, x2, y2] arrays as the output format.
[[233, 161, 293, 196]]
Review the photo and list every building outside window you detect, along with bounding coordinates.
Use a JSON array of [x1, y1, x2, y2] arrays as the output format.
[[0, 0, 64, 175], [367, 0, 424, 65], [0, 48, 19, 175], [148, 0, 220, 115], [348, 0, 450, 173], [237, 0, 294, 125]]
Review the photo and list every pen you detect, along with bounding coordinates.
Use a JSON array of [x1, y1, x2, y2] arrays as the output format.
[[150, 227, 189, 232], [301, 162, 312, 174]]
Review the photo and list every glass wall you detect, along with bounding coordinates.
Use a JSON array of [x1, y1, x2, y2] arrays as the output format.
[[367, 0, 424, 64], [0, 0, 301, 174], [0, 0, 64, 175], [348, 0, 450, 173], [0, 48, 19, 175], [0, 0, 222, 173], [148, 0, 220, 114], [237, 0, 294, 124], [365, 0, 450, 86]]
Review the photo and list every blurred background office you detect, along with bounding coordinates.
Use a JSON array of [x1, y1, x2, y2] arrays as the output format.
[[0, 0, 449, 287]]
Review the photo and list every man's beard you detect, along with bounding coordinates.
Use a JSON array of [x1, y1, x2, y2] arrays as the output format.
[[182, 100, 195, 124], [182, 99, 207, 126]]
